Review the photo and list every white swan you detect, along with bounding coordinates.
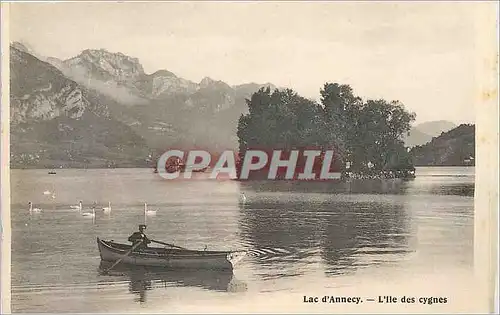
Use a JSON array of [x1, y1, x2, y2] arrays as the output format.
[[70, 201, 83, 211], [144, 203, 157, 216], [239, 193, 247, 204], [82, 207, 96, 218], [43, 190, 52, 195], [102, 201, 111, 213], [28, 202, 42, 213]]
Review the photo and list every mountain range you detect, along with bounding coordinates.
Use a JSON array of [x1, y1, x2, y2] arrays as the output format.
[[410, 124, 475, 166], [404, 120, 458, 148], [9, 41, 460, 168], [10, 42, 277, 168]]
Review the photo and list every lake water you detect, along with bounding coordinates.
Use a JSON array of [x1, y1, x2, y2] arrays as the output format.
[[9, 166, 477, 313]]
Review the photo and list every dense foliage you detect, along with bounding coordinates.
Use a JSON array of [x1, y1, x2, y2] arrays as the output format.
[[237, 83, 416, 175]]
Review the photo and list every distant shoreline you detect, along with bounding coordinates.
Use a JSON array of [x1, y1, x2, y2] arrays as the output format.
[[9, 165, 151, 170], [9, 165, 475, 170]]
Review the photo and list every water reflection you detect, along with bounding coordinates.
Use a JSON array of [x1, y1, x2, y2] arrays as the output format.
[[97, 262, 246, 303], [128, 273, 152, 303], [238, 180, 414, 278], [320, 202, 412, 275], [429, 183, 474, 197], [239, 178, 411, 194]]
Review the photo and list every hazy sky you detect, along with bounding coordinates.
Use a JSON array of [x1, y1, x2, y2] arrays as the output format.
[[9, 2, 487, 124]]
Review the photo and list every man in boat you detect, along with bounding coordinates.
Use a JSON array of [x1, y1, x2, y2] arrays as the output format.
[[128, 224, 151, 249]]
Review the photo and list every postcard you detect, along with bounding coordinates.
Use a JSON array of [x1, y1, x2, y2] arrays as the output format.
[[1, 2, 498, 313]]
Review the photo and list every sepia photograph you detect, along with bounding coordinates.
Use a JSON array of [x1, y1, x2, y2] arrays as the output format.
[[1, 1, 498, 313]]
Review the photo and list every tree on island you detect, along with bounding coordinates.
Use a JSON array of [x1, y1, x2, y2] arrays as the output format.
[[236, 83, 416, 179]]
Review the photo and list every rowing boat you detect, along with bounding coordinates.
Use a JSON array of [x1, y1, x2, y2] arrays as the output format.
[[97, 238, 245, 271]]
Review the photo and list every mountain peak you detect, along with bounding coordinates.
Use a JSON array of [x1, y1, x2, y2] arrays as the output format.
[[151, 69, 177, 78], [199, 76, 232, 90], [410, 124, 475, 166], [404, 119, 459, 147], [200, 76, 216, 86], [11, 41, 32, 54], [10, 41, 46, 62], [78, 49, 142, 68], [414, 120, 457, 137]]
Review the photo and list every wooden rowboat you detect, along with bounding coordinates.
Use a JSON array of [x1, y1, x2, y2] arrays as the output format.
[[97, 238, 246, 271]]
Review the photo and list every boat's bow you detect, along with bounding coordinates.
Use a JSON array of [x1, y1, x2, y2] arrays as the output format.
[[227, 250, 247, 267]]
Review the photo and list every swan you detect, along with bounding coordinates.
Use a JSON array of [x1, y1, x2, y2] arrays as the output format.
[[239, 193, 247, 204], [43, 190, 52, 195], [82, 207, 96, 218], [28, 202, 42, 213], [144, 203, 157, 216], [102, 201, 111, 213], [70, 201, 83, 211]]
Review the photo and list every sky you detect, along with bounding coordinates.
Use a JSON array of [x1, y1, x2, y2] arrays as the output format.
[[8, 1, 490, 125]]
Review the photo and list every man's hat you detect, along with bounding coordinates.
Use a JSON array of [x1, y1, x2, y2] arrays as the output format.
[[139, 224, 147, 229]]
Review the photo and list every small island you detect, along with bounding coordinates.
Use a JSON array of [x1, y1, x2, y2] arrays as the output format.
[[235, 83, 416, 180]]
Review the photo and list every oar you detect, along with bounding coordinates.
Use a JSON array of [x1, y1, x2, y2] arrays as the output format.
[[150, 239, 187, 250], [102, 240, 143, 274]]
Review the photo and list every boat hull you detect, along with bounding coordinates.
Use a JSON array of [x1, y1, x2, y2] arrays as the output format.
[[97, 238, 244, 271]]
